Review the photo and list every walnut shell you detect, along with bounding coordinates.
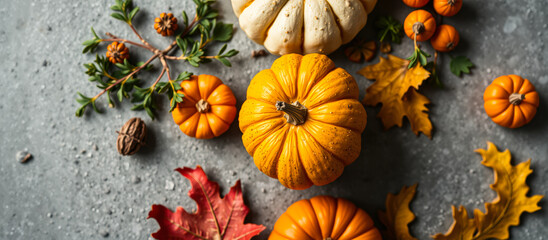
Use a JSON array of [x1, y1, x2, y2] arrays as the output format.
[[117, 118, 146, 155]]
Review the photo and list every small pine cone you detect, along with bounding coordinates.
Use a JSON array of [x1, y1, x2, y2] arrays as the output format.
[[106, 42, 129, 64], [154, 13, 178, 36]]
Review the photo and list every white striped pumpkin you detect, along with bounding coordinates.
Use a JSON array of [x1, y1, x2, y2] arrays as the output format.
[[231, 0, 377, 55]]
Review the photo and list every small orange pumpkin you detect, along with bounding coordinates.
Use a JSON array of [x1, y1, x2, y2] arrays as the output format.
[[269, 196, 382, 240], [239, 54, 367, 190], [433, 0, 462, 17], [483, 75, 539, 128], [404, 10, 437, 42], [402, 0, 430, 8], [172, 75, 237, 139], [430, 24, 460, 52]]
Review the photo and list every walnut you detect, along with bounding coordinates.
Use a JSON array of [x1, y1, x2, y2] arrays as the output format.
[[116, 118, 146, 156]]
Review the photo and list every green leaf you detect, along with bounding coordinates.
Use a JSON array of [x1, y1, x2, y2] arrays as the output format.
[[131, 103, 145, 111], [111, 13, 127, 22], [111, 5, 122, 11], [145, 106, 155, 120], [223, 49, 239, 58], [218, 44, 227, 55], [203, 11, 218, 19], [212, 22, 233, 41], [76, 105, 87, 117], [129, 6, 139, 21], [217, 57, 231, 67], [182, 11, 189, 26], [450, 56, 474, 77], [176, 72, 193, 81]]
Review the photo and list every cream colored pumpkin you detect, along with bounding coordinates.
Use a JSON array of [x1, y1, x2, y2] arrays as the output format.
[[231, 0, 377, 55]]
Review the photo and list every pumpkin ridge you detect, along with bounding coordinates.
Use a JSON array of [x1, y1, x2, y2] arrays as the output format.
[[331, 199, 359, 239], [298, 124, 348, 166], [247, 120, 288, 158], [269, 67, 295, 102], [307, 113, 363, 133], [283, 201, 317, 239], [291, 127, 316, 186], [179, 89, 199, 104], [198, 75, 223, 100], [208, 110, 231, 126], [261, 0, 290, 45], [297, 60, 336, 101], [323, 0, 346, 44]]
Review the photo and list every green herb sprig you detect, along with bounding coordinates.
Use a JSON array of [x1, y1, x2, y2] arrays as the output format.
[[77, 0, 239, 119], [376, 16, 404, 44]]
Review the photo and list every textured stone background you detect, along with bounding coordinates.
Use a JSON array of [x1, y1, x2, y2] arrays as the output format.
[[0, 0, 547, 239]]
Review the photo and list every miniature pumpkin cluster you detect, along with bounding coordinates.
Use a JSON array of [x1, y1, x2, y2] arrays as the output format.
[[403, 0, 462, 52]]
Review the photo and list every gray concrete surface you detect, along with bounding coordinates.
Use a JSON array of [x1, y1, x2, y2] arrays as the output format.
[[1, 0, 547, 239]]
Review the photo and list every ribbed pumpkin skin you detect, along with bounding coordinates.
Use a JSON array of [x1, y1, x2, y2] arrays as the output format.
[[483, 75, 539, 128], [433, 0, 462, 17], [269, 196, 382, 240], [172, 75, 237, 139], [402, 0, 430, 8], [239, 54, 367, 190], [230, 0, 378, 55], [430, 24, 460, 52], [404, 10, 437, 42]]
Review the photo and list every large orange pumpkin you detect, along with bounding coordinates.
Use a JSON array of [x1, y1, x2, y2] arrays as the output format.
[[483, 75, 539, 128], [172, 75, 237, 139], [239, 54, 367, 190], [269, 196, 382, 240]]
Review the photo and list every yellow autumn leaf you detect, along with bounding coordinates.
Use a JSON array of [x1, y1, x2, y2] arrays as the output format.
[[431, 206, 476, 240], [359, 54, 432, 138], [433, 142, 543, 240], [378, 184, 418, 240]]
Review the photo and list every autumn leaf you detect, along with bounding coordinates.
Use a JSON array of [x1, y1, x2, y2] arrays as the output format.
[[378, 184, 419, 240], [148, 166, 266, 240], [432, 142, 543, 240], [359, 54, 432, 138], [432, 206, 476, 240]]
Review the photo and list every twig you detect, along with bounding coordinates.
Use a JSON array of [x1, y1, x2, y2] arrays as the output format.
[[104, 32, 154, 51], [128, 23, 153, 49], [92, 53, 159, 100]]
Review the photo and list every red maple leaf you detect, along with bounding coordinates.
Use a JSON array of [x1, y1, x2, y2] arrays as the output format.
[[148, 166, 266, 240]]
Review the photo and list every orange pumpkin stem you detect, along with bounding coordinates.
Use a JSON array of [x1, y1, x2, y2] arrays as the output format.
[[276, 101, 307, 125], [448, 0, 456, 5], [413, 22, 425, 35], [196, 99, 210, 113], [509, 93, 525, 105], [324, 238, 333, 240]]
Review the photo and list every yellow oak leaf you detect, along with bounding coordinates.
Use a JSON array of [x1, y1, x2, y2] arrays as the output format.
[[378, 184, 418, 240], [473, 142, 543, 240], [431, 206, 476, 240], [359, 55, 432, 138], [432, 142, 543, 240]]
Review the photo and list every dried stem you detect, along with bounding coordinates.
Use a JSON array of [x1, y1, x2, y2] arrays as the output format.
[[151, 67, 167, 90], [129, 23, 153, 49], [90, 15, 201, 104], [92, 53, 159, 100], [104, 32, 154, 51]]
